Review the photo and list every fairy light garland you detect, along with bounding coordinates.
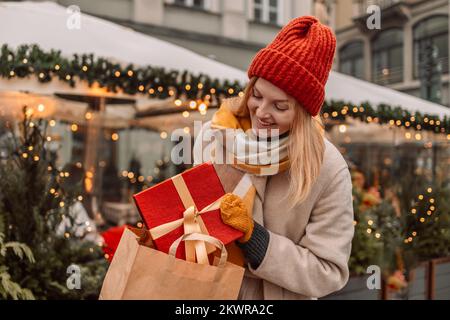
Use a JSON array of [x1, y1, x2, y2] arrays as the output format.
[[3, 44, 450, 136]]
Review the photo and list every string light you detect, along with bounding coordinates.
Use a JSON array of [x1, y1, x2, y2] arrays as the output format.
[[37, 104, 45, 112], [174, 99, 182, 107], [198, 103, 207, 113], [85, 112, 92, 120], [339, 125, 347, 133], [71, 124, 78, 132], [182, 111, 190, 118], [111, 133, 119, 141], [189, 101, 197, 109], [160, 132, 168, 139]]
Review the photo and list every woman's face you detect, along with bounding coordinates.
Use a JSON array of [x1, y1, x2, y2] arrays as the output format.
[[247, 78, 297, 137]]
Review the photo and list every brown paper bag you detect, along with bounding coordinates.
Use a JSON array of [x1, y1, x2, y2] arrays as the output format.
[[99, 228, 245, 300]]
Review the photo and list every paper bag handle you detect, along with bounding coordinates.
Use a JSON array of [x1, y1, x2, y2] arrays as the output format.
[[169, 233, 228, 267]]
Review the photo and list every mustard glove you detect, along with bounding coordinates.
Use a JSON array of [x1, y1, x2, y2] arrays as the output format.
[[220, 193, 254, 243]]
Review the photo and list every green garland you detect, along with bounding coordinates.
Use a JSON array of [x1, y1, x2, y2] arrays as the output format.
[[323, 100, 450, 135], [2, 44, 450, 135], [0, 44, 243, 101]]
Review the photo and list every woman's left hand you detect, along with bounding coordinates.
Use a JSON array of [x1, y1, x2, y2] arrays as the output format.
[[219, 193, 254, 243]]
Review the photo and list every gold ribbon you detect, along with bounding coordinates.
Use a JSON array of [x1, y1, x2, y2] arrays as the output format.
[[149, 173, 253, 266]]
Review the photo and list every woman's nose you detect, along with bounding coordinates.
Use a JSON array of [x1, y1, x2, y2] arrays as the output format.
[[255, 103, 271, 119]]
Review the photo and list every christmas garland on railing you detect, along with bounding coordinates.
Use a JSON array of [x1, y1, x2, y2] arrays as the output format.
[[2, 44, 450, 135], [0, 44, 244, 102], [322, 100, 450, 135]]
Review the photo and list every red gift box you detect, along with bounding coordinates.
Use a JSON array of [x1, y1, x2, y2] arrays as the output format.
[[133, 163, 243, 261]]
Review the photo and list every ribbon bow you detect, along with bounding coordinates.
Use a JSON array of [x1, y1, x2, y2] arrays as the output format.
[[149, 173, 253, 265]]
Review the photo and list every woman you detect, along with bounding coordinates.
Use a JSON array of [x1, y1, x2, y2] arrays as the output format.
[[194, 16, 354, 300]]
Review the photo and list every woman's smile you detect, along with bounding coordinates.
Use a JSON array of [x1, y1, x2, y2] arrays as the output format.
[[256, 117, 277, 128]]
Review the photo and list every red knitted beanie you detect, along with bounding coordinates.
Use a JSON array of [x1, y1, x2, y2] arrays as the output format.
[[247, 16, 336, 117]]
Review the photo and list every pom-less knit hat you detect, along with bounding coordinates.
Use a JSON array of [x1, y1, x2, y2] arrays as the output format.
[[247, 16, 336, 117]]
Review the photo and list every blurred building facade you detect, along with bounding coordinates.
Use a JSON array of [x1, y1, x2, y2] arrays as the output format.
[[333, 0, 450, 107], [39, 0, 316, 71]]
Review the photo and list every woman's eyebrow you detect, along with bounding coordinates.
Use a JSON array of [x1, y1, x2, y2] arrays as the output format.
[[254, 86, 288, 102]]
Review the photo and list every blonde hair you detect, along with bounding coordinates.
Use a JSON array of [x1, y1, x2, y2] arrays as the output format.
[[237, 77, 325, 207]]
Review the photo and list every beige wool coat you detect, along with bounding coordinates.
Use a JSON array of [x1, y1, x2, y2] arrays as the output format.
[[193, 121, 354, 300]]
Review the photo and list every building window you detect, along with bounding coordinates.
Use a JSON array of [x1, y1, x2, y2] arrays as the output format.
[[371, 28, 404, 85], [253, 0, 280, 25], [173, 0, 205, 9], [339, 41, 365, 79], [413, 15, 449, 79]]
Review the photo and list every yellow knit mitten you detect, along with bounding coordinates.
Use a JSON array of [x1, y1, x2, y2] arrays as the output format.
[[219, 193, 254, 243]]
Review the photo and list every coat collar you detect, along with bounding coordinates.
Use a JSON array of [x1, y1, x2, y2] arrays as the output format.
[[249, 174, 268, 203]]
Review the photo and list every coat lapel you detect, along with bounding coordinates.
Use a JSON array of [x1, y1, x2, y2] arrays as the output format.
[[248, 174, 267, 226]]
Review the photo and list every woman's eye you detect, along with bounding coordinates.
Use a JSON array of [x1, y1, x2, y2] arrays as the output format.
[[275, 104, 288, 111], [252, 91, 262, 99]]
